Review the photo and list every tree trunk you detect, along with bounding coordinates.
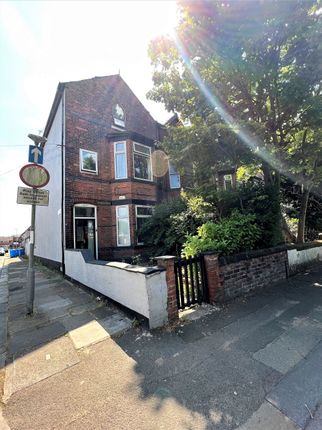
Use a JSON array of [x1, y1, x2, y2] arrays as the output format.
[[262, 162, 273, 186], [282, 216, 297, 243], [297, 186, 310, 244]]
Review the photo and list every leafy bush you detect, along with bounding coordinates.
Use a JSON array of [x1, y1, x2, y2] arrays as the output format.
[[182, 210, 261, 257], [139, 193, 212, 256], [199, 181, 284, 248]]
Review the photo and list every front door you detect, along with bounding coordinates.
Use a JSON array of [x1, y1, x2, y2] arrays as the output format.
[[74, 205, 97, 259], [75, 219, 96, 258]]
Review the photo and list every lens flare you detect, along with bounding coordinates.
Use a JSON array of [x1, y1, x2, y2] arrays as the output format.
[[173, 32, 315, 191]]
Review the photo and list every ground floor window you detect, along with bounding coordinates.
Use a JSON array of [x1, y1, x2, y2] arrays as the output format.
[[136, 205, 153, 245], [116, 205, 130, 246], [73, 204, 97, 259]]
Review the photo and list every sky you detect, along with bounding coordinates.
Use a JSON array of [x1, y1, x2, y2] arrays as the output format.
[[0, 0, 178, 237]]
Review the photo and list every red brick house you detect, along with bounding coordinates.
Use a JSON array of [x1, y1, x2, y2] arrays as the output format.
[[34, 75, 180, 269]]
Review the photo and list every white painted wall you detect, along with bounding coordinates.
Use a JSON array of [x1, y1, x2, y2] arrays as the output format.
[[65, 250, 168, 329], [24, 239, 30, 256], [288, 245, 322, 274], [34, 97, 63, 264]]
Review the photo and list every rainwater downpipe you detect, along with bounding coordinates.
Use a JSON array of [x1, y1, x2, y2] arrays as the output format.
[[61, 89, 66, 275]]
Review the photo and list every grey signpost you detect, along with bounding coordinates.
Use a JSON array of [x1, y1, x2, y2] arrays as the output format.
[[18, 134, 48, 315], [27, 195, 36, 314]]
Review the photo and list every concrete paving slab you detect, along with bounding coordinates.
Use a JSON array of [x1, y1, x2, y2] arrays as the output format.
[[99, 314, 133, 337], [90, 305, 118, 320], [8, 292, 26, 307], [68, 320, 110, 349], [61, 312, 93, 332], [267, 341, 322, 429], [309, 306, 322, 323], [306, 403, 322, 430], [0, 408, 10, 430], [7, 304, 27, 321], [0, 312, 7, 353], [69, 301, 102, 315], [8, 321, 66, 357], [236, 320, 285, 354], [4, 336, 79, 402], [37, 298, 72, 312], [8, 313, 50, 334], [237, 401, 300, 430], [0, 289, 8, 304], [253, 318, 322, 374], [0, 352, 6, 368], [35, 305, 71, 321]]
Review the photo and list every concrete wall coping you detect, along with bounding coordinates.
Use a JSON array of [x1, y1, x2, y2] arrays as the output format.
[[155, 255, 176, 260], [286, 241, 322, 251], [69, 249, 164, 275]]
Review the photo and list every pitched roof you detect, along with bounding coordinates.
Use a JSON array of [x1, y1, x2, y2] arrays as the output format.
[[43, 75, 158, 139]]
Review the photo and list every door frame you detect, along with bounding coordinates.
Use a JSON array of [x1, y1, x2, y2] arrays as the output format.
[[73, 203, 98, 259]]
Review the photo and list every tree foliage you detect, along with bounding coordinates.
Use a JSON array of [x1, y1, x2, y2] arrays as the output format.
[[148, 0, 322, 242], [139, 193, 212, 256]]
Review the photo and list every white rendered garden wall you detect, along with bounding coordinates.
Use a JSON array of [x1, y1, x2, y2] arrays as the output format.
[[65, 250, 168, 329]]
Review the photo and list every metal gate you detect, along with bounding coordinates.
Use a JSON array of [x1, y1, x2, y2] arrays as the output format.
[[174, 255, 208, 310]]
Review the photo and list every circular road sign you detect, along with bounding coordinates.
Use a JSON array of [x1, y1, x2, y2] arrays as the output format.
[[19, 164, 50, 188]]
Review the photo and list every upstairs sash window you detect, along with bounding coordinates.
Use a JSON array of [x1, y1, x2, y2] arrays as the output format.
[[133, 143, 152, 181], [80, 149, 98, 174], [169, 161, 181, 189], [114, 142, 127, 179]]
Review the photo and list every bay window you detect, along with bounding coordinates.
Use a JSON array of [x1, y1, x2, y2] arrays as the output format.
[[136, 205, 153, 244], [116, 206, 130, 246]]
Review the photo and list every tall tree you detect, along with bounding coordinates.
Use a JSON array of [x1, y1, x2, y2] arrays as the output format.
[[148, 0, 322, 242]]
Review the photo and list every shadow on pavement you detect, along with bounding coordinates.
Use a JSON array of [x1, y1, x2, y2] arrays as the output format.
[[2, 256, 322, 429]]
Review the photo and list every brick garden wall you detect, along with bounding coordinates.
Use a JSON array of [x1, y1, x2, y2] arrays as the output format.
[[217, 247, 288, 300]]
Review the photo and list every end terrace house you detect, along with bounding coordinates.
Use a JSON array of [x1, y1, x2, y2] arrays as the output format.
[[34, 75, 181, 269]]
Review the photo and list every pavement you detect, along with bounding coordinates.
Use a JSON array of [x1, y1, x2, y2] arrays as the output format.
[[1, 255, 322, 429]]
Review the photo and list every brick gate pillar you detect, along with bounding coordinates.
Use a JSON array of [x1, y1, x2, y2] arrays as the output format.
[[156, 256, 178, 323], [203, 252, 223, 303]]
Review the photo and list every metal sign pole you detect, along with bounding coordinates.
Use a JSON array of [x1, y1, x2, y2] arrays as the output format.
[[27, 198, 36, 315]]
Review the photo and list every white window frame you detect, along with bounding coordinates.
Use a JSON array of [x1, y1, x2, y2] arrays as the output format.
[[168, 160, 181, 189], [133, 142, 153, 182], [135, 205, 153, 245], [114, 141, 127, 179], [116, 205, 131, 247], [223, 174, 233, 190], [113, 104, 126, 128], [73, 203, 98, 259], [80, 149, 98, 174]]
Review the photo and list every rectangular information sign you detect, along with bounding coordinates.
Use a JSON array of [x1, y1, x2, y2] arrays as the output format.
[[17, 187, 49, 206]]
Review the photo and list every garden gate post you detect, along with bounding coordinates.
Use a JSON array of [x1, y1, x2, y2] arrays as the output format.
[[203, 252, 223, 303], [156, 256, 179, 322]]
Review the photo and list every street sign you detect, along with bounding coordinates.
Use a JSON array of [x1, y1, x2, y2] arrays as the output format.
[[19, 163, 50, 188], [28, 145, 43, 164], [17, 187, 49, 206]]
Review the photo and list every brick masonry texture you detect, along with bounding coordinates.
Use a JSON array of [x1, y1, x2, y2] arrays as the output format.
[[218, 250, 288, 300], [156, 257, 178, 321], [62, 75, 179, 260]]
